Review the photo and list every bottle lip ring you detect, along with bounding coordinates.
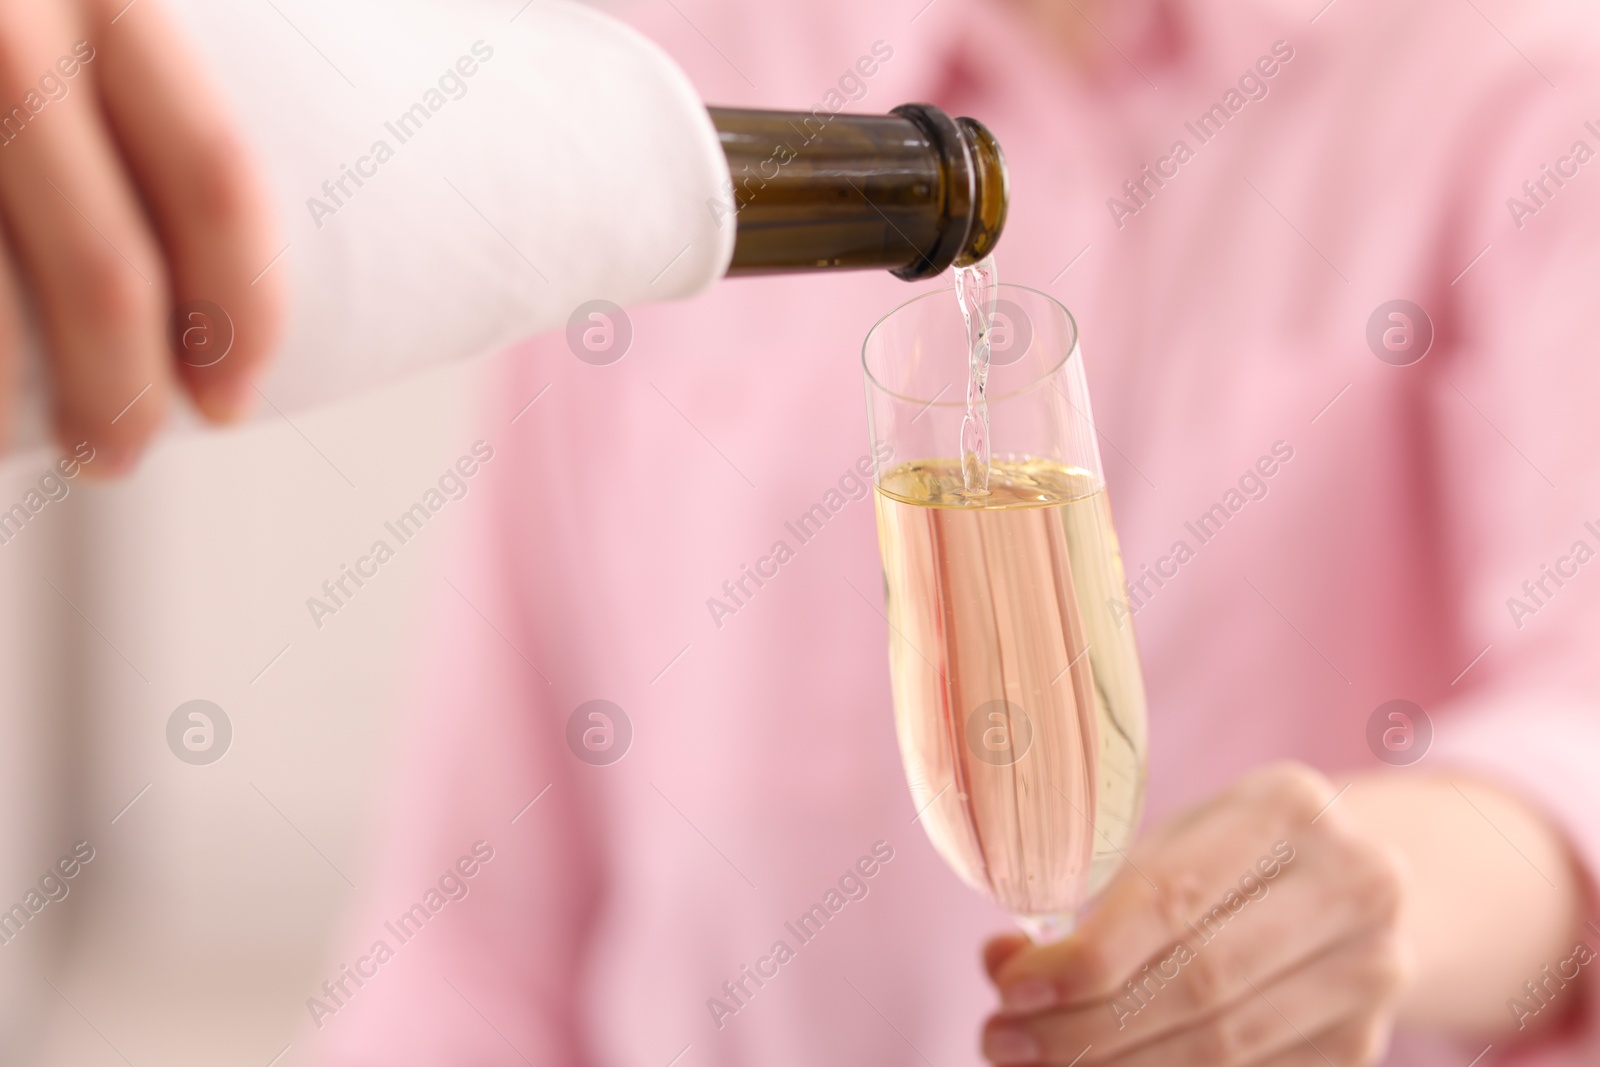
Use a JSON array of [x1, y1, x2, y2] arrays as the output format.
[[890, 103, 977, 281], [953, 116, 1010, 267], [861, 282, 1081, 406]]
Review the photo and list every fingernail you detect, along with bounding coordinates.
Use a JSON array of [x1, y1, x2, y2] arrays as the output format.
[[1001, 979, 1057, 1013], [984, 1026, 1042, 1064]]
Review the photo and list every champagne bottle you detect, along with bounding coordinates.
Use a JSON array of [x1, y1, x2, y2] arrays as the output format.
[[710, 104, 1009, 280]]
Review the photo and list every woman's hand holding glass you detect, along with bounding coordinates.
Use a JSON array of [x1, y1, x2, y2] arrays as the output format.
[[981, 764, 1413, 1067]]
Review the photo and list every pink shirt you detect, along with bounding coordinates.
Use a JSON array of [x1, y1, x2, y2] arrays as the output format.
[[318, 0, 1600, 1063]]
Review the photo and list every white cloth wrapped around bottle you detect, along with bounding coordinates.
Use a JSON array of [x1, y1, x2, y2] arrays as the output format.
[[12, 0, 734, 453]]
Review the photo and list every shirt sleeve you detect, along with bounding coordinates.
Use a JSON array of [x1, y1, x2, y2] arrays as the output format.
[[1420, 53, 1600, 1065]]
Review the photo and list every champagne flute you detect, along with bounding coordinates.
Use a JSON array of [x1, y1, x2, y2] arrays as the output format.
[[863, 284, 1148, 941]]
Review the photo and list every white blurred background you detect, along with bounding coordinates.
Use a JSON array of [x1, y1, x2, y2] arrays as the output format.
[[0, 352, 495, 1066]]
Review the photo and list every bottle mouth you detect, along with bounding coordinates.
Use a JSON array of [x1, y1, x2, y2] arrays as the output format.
[[890, 105, 1011, 280], [955, 117, 1010, 267]]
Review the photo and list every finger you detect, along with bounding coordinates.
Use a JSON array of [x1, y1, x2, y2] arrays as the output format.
[[1011, 839, 1403, 1057], [0, 7, 171, 470], [993, 764, 1337, 1011], [982, 927, 1409, 1067], [85, 0, 284, 422], [985, 934, 1032, 982]]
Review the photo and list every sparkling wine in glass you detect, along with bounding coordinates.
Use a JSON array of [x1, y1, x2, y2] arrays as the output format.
[[863, 283, 1148, 941]]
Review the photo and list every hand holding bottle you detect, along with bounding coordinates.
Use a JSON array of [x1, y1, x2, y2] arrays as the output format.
[[0, 0, 281, 472], [0, 0, 1009, 473]]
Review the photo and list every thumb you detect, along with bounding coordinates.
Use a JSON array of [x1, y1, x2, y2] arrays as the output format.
[[983, 933, 1031, 983]]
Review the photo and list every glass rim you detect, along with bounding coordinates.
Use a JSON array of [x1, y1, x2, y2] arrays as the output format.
[[860, 282, 1080, 406]]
